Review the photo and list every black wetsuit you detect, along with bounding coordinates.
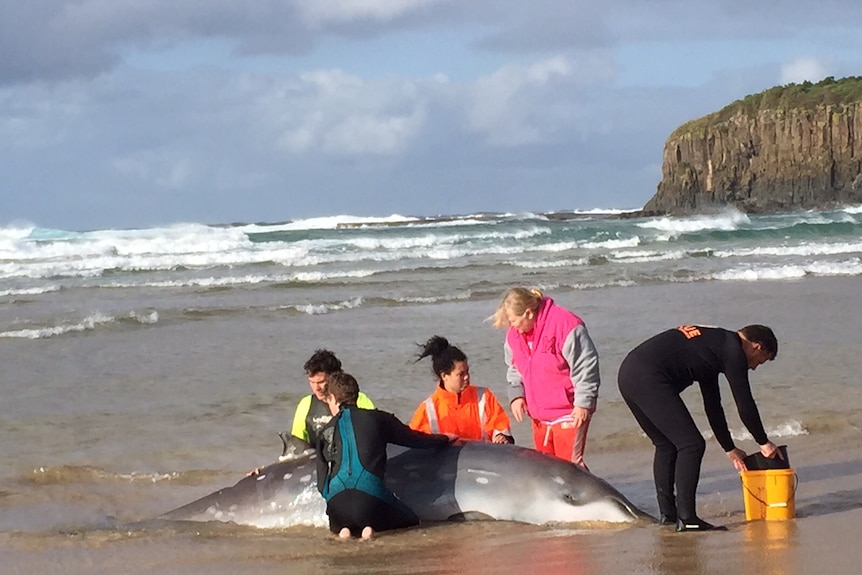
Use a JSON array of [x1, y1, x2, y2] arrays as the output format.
[[316, 405, 449, 535], [304, 396, 333, 444], [617, 326, 768, 521]]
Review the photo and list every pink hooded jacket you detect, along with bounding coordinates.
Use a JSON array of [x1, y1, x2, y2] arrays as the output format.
[[504, 297, 601, 422]]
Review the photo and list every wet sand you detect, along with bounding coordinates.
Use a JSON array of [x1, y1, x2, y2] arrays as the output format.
[[3, 428, 862, 575], [2, 276, 862, 573]]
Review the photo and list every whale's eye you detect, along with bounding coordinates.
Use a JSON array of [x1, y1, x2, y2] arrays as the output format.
[[562, 493, 579, 505]]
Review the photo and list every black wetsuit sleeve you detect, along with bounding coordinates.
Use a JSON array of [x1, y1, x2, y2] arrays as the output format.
[[699, 376, 735, 451], [723, 344, 769, 445], [381, 411, 449, 448]]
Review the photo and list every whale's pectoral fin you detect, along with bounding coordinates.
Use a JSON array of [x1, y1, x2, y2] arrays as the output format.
[[447, 511, 495, 521]]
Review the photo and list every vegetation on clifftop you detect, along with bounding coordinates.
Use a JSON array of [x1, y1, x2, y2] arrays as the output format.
[[674, 75, 862, 136]]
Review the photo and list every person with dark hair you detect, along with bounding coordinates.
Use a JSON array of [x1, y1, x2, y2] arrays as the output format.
[[290, 349, 375, 444], [617, 324, 783, 532], [491, 287, 600, 467], [316, 371, 452, 540], [409, 336, 513, 444]]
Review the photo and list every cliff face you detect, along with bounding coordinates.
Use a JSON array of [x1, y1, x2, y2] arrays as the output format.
[[644, 103, 862, 214]]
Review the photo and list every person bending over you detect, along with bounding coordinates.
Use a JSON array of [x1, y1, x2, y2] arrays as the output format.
[[316, 371, 452, 540], [617, 324, 784, 532], [409, 335, 513, 444]]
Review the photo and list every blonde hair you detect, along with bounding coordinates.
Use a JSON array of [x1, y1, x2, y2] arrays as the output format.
[[490, 287, 544, 329]]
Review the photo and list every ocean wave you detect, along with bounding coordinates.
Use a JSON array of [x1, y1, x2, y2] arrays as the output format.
[[0, 310, 158, 339], [1, 224, 558, 281], [396, 291, 474, 304], [511, 258, 590, 269], [610, 249, 686, 263], [279, 297, 364, 315], [105, 270, 378, 290], [0, 313, 116, 339], [25, 465, 227, 487], [0, 285, 62, 297], [237, 213, 421, 232], [564, 279, 638, 290], [703, 420, 809, 443], [637, 209, 750, 235], [592, 419, 808, 454], [581, 237, 641, 250], [0, 222, 37, 249], [713, 241, 862, 259], [6, 209, 862, 299], [711, 259, 862, 281]]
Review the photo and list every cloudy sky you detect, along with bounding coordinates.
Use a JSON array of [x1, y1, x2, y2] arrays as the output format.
[[3, 1, 862, 230]]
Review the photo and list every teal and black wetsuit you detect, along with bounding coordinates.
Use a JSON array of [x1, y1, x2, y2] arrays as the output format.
[[316, 405, 449, 535]]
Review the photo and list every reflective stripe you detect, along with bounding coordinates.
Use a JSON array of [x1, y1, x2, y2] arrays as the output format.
[[423, 386, 488, 440], [475, 387, 487, 441], [423, 397, 439, 434]]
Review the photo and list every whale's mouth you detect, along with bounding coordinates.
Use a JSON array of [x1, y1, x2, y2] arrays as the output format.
[[552, 493, 643, 523]]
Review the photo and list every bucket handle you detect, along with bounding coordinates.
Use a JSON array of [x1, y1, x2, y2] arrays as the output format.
[[741, 473, 798, 506]]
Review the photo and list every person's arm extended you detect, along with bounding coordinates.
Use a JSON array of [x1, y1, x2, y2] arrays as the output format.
[[482, 389, 514, 443], [724, 341, 769, 445], [290, 395, 312, 442], [699, 377, 735, 451], [384, 411, 450, 448]]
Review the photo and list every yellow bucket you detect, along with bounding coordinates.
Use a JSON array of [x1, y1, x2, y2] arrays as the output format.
[[740, 468, 797, 521]]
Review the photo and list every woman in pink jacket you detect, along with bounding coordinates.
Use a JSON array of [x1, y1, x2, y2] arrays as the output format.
[[492, 287, 600, 468]]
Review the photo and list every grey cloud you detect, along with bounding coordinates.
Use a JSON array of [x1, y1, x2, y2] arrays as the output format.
[[0, 1, 311, 85], [6, 0, 862, 86]]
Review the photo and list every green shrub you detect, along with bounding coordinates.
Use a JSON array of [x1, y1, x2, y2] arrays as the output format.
[[673, 76, 862, 137]]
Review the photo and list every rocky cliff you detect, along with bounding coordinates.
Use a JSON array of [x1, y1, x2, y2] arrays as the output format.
[[644, 77, 862, 214]]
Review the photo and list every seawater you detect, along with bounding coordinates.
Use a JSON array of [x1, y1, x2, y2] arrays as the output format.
[[1, 207, 862, 571]]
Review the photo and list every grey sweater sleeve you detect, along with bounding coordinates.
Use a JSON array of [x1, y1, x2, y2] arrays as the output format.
[[504, 340, 525, 404], [561, 323, 601, 410]]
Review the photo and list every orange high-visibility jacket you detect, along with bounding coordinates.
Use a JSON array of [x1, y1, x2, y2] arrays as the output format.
[[409, 384, 512, 441]]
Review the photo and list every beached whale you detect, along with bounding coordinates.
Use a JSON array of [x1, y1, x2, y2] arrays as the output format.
[[161, 436, 653, 528]]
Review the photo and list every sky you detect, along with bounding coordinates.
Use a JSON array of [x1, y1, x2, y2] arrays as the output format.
[[3, 1, 862, 231]]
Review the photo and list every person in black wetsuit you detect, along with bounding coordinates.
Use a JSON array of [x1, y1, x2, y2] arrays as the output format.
[[316, 371, 452, 540], [617, 324, 784, 532]]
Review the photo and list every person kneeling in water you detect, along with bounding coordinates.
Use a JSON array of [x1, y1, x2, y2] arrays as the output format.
[[316, 371, 452, 540]]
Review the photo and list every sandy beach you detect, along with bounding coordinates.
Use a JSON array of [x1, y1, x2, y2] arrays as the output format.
[[2, 274, 862, 574], [2, 432, 861, 575]]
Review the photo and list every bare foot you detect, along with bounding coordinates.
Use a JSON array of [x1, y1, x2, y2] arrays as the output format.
[[360, 526, 374, 540], [338, 528, 351, 539]]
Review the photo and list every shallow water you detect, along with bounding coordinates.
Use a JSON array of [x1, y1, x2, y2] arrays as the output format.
[[2, 270, 862, 573]]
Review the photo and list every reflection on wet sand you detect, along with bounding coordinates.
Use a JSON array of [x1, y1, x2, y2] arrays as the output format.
[[646, 528, 706, 575], [423, 524, 599, 575], [742, 520, 798, 575]]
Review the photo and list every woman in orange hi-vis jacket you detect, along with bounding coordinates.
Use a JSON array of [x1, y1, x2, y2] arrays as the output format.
[[409, 336, 513, 444]]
